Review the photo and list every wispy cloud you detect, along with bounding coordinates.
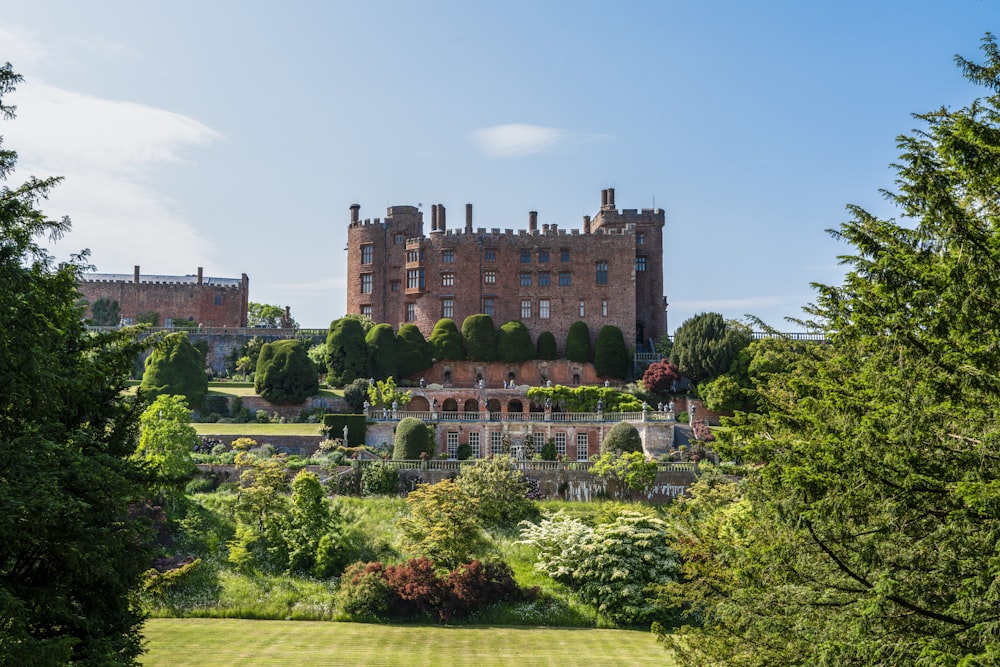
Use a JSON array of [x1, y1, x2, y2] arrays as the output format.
[[472, 123, 564, 158], [1, 29, 223, 274]]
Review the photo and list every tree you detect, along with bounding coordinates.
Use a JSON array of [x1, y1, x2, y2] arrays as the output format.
[[0, 63, 153, 664], [326, 317, 369, 385], [399, 479, 487, 568], [663, 36, 1000, 665], [461, 314, 497, 361], [396, 323, 432, 377], [228, 455, 289, 573], [134, 394, 199, 508], [254, 339, 318, 404], [247, 302, 296, 328], [140, 331, 209, 409], [535, 331, 557, 360], [497, 320, 533, 363], [393, 417, 433, 460], [642, 359, 680, 395], [454, 455, 537, 528], [342, 378, 371, 413], [90, 296, 121, 326], [697, 374, 746, 413], [564, 321, 591, 362], [600, 421, 643, 455], [429, 318, 466, 360], [670, 313, 750, 385], [591, 450, 657, 499], [365, 323, 398, 380], [368, 376, 412, 411], [593, 325, 629, 378], [284, 470, 337, 576]]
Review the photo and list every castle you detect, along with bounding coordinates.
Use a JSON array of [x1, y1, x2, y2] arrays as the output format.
[[346, 188, 666, 353], [77, 266, 249, 328]]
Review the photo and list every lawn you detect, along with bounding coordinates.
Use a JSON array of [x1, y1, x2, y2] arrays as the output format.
[[141, 618, 674, 667], [206, 383, 343, 398], [193, 423, 325, 436]]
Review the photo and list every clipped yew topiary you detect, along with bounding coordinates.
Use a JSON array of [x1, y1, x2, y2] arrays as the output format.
[[429, 318, 465, 361], [461, 314, 497, 361], [396, 324, 433, 377], [366, 323, 398, 380], [600, 421, 644, 455], [393, 417, 434, 460], [140, 332, 208, 409], [497, 321, 533, 363], [254, 339, 318, 404], [594, 325, 629, 378], [326, 317, 369, 385], [564, 321, 591, 363], [535, 331, 557, 360]]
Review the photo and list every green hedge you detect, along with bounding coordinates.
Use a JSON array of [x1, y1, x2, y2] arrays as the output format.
[[322, 414, 368, 447]]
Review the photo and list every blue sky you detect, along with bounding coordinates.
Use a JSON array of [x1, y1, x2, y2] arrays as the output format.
[[2, 1, 997, 331]]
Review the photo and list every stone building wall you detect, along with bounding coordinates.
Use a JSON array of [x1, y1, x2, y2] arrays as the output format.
[[346, 188, 665, 353]]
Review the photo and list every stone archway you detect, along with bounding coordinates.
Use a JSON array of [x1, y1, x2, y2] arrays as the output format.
[[409, 396, 430, 411], [464, 398, 479, 413], [442, 398, 459, 413], [508, 399, 524, 414]]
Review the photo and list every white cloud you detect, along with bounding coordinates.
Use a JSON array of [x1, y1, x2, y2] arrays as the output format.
[[0, 27, 48, 70], [1, 37, 223, 274], [472, 123, 563, 158]]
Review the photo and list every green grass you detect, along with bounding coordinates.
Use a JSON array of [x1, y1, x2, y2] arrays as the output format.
[[206, 383, 343, 398], [141, 618, 675, 666], [193, 423, 325, 436]]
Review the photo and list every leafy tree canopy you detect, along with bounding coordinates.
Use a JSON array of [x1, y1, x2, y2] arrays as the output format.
[[140, 331, 208, 409], [670, 312, 750, 385], [642, 358, 680, 395], [134, 394, 199, 504], [247, 302, 296, 328]]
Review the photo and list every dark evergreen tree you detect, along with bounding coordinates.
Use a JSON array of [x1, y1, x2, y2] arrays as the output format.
[[0, 63, 153, 665], [535, 331, 557, 360], [564, 321, 591, 362], [593, 325, 629, 378], [90, 296, 120, 326], [140, 331, 208, 409], [254, 339, 319, 404], [396, 323, 433, 377], [429, 318, 466, 360], [497, 320, 533, 363], [461, 314, 498, 361], [326, 317, 369, 385], [670, 312, 751, 385], [365, 323, 398, 380]]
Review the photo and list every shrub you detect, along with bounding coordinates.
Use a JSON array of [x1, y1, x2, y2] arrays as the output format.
[[564, 321, 591, 362], [361, 460, 400, 496], [461, 314, 497, 361], [535, 331, 557, 360], [456, 443, 472, 461], [396, 324, 433, 377], [254, 339, 319, 404], [454, 455, 538, 529], [446, 560, 522, 620], [517, 510, 594, 584], [385, 557, 447, 620], [642, 359, 681, 395], [336, 561, 392, 620], [140, 332, 208, 409], [497, 321, 533, 363], [600, 421, 643, 455], [393, 417, 433, 460], [540, 438, 557, 461], [429, 318, 466, 361], [342, 378, 370, 413], [365, 323, 397, 380], [594, 325, 629, 378], [400, 479, 486, 568]]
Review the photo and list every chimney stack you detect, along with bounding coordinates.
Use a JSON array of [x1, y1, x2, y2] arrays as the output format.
[[465, 203, 473, 233], [529, 211, 538, 233], [133, 265, 140, 284], [431, 204, 439, 231], [438, 204, 446, 232], [350, 204, 360, 223], [607, 187, 615, 209], [583, 215, 591, 234], [197, 267, 203, 285]]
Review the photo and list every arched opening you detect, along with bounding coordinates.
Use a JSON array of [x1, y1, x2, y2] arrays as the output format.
[[508, 399, 523, 414], [487, 398, 501, 413], [464, 398, 479, 413], [572, 373, 580, 385], [409, 396, 430, 412], [529, 400, 545, 413], [443, 370, 452, 384], [442, 398, 458, 413]]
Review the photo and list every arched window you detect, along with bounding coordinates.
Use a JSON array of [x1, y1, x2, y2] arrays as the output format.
[[464, 398, 479, 413], [508, 399, 523, 414], [442, 398, 458, 412]]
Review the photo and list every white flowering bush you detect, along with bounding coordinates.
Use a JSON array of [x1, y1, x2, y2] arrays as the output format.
[[517, 511, 593, 584]]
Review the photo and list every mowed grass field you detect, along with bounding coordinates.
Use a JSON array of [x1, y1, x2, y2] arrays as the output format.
[[141, 619, 674, 667], [192, 423, 325, 436]]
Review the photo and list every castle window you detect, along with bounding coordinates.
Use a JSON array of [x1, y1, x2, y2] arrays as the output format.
[[637, 233, 644, 245], [558, 272, 571, 286], [596, 261, 608, 285], [361, 273, 373, 294], [519, 273, 531, 287], [555, 432, 567, 457], [361, 244, 374, 264], [576, 433, 589, 461], [538, 249, 550, 263], [442, 298, 454, 319], [395, 233, 405, 244], [520, 251, 531, 263], [579, 301, 585, 317], [484, 270, 496, 285], [407, 269, 424, 289], [469, 431, 481, 458], [539, 299, 550, 319], [483, 298, 495, 317], [561, 248, 571, 262], [490, 431, 504, 455], [391, 280, 400, 293], [447, 432, 459, 458], [602, 300, 608, 317], [361, 304, 372, 318], [214, 295, 222, 306], [406, 303, 416, 321], [538, 272, 551, 286], [521, 299, 531, 320], [442, 249, 455, 264], [406, 249, 418, 263], [485, 248, 496, 261], [442, 273, 454, 287], [636, 256, 647, 272]]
